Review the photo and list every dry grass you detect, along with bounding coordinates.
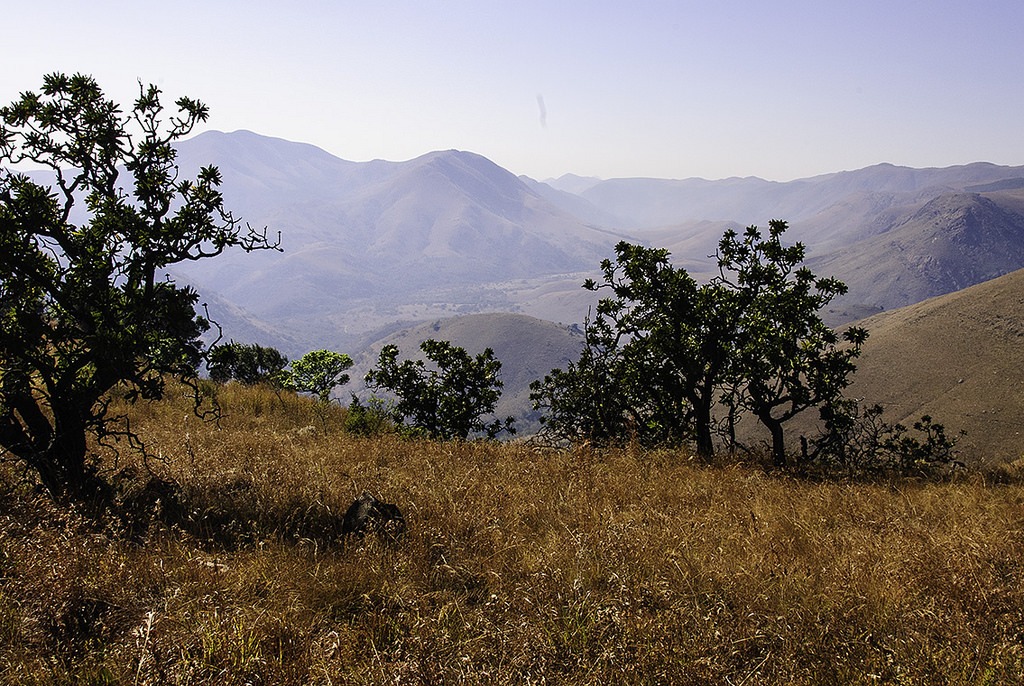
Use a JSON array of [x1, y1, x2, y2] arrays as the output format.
[[0, 382, 1022, 684]]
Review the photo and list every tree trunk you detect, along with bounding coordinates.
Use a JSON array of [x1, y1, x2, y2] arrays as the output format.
[[692, 400, 714, 461], [37, 401, 100, 502], [759, 412, 787, 468]]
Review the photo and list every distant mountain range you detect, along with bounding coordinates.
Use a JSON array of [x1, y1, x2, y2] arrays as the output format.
[[171, 131, 625, 353], [171, 130, 1024, 357], [163, 131, 1024, 456]]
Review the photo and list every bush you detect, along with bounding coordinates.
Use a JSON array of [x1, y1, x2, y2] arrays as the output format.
[[344, 396, 395, 437], [810, 401, 964, 476]]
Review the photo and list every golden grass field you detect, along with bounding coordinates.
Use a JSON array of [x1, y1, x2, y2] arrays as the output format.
[[1, 382, 1022, 684]]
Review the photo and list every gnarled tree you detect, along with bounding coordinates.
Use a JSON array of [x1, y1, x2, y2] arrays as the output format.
[[717, 221, 867, 466], [531, 222, 866, 464], [0, 73, 278, 501]]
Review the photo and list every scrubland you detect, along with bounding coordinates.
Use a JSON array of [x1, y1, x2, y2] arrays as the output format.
[[0, 382, 1022, 684]]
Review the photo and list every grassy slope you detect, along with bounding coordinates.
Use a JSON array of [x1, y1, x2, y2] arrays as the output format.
[[0, 383, 1022, 684], [848, 267, 1024, 462]]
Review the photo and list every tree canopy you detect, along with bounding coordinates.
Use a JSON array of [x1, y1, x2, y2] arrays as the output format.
[[286, 349, 353, 403], [207, 341, 289, 387], [365, 339, 515, 440], [0, 73, 278, 501]]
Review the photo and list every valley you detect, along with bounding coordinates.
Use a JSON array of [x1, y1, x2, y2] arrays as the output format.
[[168, 130, 1024, 459]]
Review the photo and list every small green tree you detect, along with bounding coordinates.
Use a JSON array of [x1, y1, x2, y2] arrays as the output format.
[[0, 73, 277, 501], [716, 221, 867, 467], [365, 339, 515, 440], [207, 341, 289, 386], [344, 395, 395, 436], [286, 349, 353, 403]]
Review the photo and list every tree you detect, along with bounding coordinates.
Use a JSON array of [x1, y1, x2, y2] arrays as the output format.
[[207, 341, 289, 386], [530, 244, 739, 456], [529, 314, 634, 447], [0, 73, 277, 501], [531, 222, 865, 464], [594, 242, 740, 456], [365, 339, 515, 440], [286, 349, 353, 403], [716, 221, 867, 467]]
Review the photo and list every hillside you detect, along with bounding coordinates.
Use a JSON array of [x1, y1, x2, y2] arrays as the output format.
[[811, 191, 1024, 319], [3, 383, 1022, 683], [372, 276, 1024, 463], [171, 132, 627, 353], [846, 267, 1024, 461], [152, 131, 1024, 361]]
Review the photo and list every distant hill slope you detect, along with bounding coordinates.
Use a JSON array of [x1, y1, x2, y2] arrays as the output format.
[[568, 162, 1024, 231], [354, 277, 1024, 461], [346, 313, 584, 433], [812, 191, 1024, 322], [160, 130, 1024, 360], [846, 268, 1024, 462]]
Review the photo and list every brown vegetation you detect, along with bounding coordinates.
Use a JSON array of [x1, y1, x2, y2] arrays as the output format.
[[848, 267, 1024, 462], [0, 382, 1022, 684]]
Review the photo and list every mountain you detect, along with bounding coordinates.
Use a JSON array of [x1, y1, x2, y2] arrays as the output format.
[[161, 131, 1024, 372], [170, 131, 627, 353], [519, 175, 625, 229], [528, 162, 1024, 319], [543, 173, 604, 195], [812, 191, 1024, 318], [566, 162, 1024, 232], [844, 267, 1024, 462]]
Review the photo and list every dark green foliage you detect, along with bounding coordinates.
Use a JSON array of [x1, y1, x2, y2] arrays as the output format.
[[344, 395, 394, 436], [286, 349, 353, 403], [531, 244, 738, 456], [811, 401, 963, 476], [529, 316, 634, 447], [532, 221, 866, 463], [882, 415, 963, 473], [0, 73, 277, 501], [717, 221, 867, 466], [207, 341, 289, 387], [365, 339, 515, 440]]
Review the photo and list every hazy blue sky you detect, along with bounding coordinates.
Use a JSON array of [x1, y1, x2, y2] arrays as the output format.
[[4, 1, 1023, 181]]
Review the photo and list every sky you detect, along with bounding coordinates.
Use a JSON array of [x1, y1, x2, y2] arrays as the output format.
[[3, 1, 1024, 182]]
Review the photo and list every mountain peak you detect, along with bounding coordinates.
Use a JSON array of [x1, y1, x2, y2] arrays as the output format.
[[183, 129, 351, 167]]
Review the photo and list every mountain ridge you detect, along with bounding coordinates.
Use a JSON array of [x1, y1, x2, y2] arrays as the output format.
[[162, 130, 1024, 364]]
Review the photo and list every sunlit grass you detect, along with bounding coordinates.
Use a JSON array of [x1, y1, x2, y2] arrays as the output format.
[[0, 381, 1021, 684]]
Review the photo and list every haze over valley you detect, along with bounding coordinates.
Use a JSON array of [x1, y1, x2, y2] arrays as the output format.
[[161, 130, 1024, 453], [172, 131, 1024, 353]]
